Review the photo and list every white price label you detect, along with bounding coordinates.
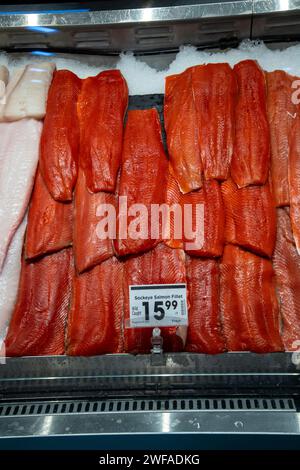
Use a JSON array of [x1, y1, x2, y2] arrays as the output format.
[[129, 284, 188, 328]]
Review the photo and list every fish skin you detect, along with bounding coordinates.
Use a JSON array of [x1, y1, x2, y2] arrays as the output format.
[[231, 60, 270, 188], [78, 70, 128, 193], [185, 256, 225, 354], [114, 108, 168, 257], [25, 169, 73, 260], [40, 70, 81, 202], [191, 63, 237, 181], [273, 208, 300, 350], [5, 248, 73, 356], [124, 243, 187, 354], [221, 178, 276, 258], [182, 180, 225, 257], [0, 119, 42, 273], [288, 113, 300, 255], [164, 69, 202, 193], [266, 71, 297, 207], [67, 256, 124, 355], [2, 62, 55, 121], [0, 215, 27, 345], [220, 245, 283, 352], [74, 170, 114, 274]]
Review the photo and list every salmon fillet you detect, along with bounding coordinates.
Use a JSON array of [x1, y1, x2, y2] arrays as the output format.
[[5, 248, 73, 356], [288, 113, 300, 254], [164, 69, 202, 193], [124, 243, 187, 354], [267, 71, 297, 207], [185, 256, 225, 354], [40, 70, 81, 201], [67, 256, 124, 355], [191, 63, 237, 181], [273, 208, 300, 350], [164, 170, 184, 249], [221, 178, 276, 258], [114, 108, 168, 256], [74, 170, 114, 274], [78, 70, 128, 193], [231, 60, 270, 188], [220, 245, 283, 352], [25, 169, 73, 260], [182, 180, 225, 257]]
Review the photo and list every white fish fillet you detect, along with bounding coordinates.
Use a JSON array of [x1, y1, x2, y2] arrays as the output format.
[[0, 65, 8, 98], [2, 62, 55, 121], [0, 119, 42, 272], [0, 68, 23, 120], [0, 215, 27, 345]]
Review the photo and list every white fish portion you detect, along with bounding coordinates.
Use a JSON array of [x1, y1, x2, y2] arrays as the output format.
[[0, 65, 9, 109], [0, 119, 42, 272], [0, 215, 27, 345], [1, 62, 55, 122]]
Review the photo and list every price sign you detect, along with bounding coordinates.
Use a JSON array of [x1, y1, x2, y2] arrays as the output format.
[[129, 284, 188, 328]]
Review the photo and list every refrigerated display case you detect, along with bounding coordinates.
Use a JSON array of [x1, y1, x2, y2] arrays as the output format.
[[1, 1, 300, 448]]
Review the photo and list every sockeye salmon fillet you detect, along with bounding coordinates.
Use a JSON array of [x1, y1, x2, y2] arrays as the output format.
[[124, 243, 187, 354], [191, 63, 237, 181], [267, 71, 297, 207], [221, 178, 276, 258], [288, 114, 300, 254], [164, 170, 184, 249], [220, 245, 283, 352], [273, 208, 300, 350], [78, 70, 128, 193], [182, 180, 225, 257], [67, 256, 124, 355], [5, 248, 73, 356], [40, 70, 81, 202], [164, 69, 202, 193], [231, 60, 270, 188], [114, 108, 168, 257], [74, 170, 115, 274], [25, 169, 73, 260], [185, 256, 225, 354]]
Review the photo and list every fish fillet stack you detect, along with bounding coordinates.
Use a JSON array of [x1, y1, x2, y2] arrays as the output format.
[[0, 63, 55, 349], [3, 56, 300, 357]]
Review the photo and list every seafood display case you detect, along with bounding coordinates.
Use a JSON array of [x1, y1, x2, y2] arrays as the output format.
[[1, 1, 300, 446]]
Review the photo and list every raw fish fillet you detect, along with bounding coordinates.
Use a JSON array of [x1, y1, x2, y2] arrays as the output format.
[[67, 256, 124, 355], [40, 70, 81, 201], [74, 170, 114, 274], [231, 60, 270, 188], [5, 248, 73, 356], [164, 170, 183, 249], [0, 119, 42, 273], [267, 71, 297, 207], [273, 208, 300, 350], [182, 180, 225, 257], [288, 114, 300, 254], [2, 62, 55, 121], [0, 69, 23, 120], [124, 243, 187, 354], [114, 108, 168, 256], [164, 69, 202, 193], [191, 63, 237, 181], [0, 216, 27, 345], [78, 70, 128, 193], [221, 178, 276, 257], [220, 245, 283, 352], [185, 256, 225, 354], [25, 169, 73, 260]]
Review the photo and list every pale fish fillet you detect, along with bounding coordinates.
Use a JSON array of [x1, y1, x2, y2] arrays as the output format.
[[0, 119, 42, 272], [0, 215, 27, 345], [0, 69, 23, 120], [2, 63, 55, 121]]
